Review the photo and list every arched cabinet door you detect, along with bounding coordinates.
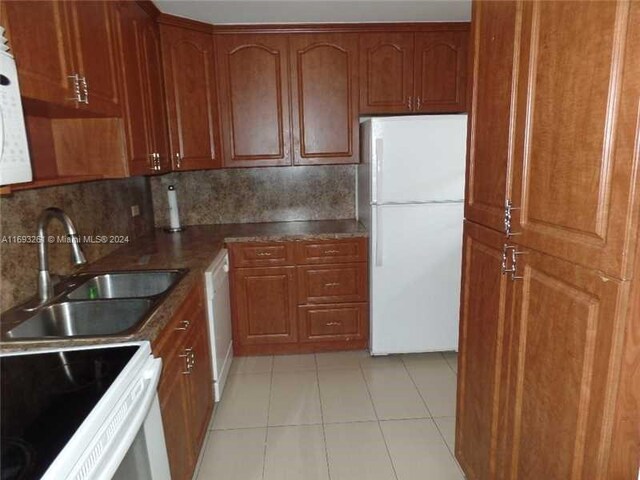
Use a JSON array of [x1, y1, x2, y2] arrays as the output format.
[[359, 33, 414, 114], [161, 24, 222, 171], [216, 34, 292, 167], [290, 33, 359, 165], [414, 30, 468, 113]]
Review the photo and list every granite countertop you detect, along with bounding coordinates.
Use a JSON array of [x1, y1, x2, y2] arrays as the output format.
[[0, 220, 367, 352]]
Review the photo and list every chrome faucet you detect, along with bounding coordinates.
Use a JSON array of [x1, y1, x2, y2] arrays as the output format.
[[36, 208, 87, 302]]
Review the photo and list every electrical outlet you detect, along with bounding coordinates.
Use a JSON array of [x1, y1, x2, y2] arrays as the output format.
[[130, 205, 140, 217]]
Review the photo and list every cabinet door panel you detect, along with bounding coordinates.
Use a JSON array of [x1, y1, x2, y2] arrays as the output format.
[[2, 0, 75, 105], [217, 34, 291, 167], [161, 25, 221, 171], [290, 33, 359, 165], [465, 1, 522, 233], [185, 295, 213, 454], [232, 266, 297, 345], [511, 1, 640, 279], [158, 348, 194, 480], [297, 263, 367, 304], [414, 30, 468, 112], [456, 221, 514, 480], [114, 1, 153, 175], [143, 21, 171, 172], [456, 222, 513, 480], [66, 1, 121, 116], [359, 33, 414, 114], [504, 248, 627, 480], [298, 303, 368, 343]]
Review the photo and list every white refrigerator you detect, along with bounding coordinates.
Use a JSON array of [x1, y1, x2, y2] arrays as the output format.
[[358, 115, 467, 355]]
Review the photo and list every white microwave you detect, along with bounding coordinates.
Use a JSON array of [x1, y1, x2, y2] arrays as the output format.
[[0, 25, 32, 186]]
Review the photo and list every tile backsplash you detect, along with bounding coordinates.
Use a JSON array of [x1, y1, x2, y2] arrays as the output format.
[[150, 165, 357, 227], [0, 177, 154, 311]]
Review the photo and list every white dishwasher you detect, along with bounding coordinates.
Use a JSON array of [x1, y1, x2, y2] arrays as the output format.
[[205, 249, 233, 402]]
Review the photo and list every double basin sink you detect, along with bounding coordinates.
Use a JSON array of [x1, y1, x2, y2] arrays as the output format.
[[2, 269, 187, 340]]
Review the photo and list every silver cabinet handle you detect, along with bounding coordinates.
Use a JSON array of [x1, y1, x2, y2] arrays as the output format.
[[149, 153, 161, 171], [180, 348, 195, 374], [68, 74, 82, 103], [325, 321, 342, 327], [256, 252, 272, 257], [80, 76, 89, 104], [174, 152, 182, 169], [324, 282, 340, 287], [415, 96, 421, 111], [175, 319, 190, 331], [407, 96, 413, 111]]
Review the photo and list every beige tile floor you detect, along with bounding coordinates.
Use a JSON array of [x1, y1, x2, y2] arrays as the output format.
[[195, 351, 463, 480]]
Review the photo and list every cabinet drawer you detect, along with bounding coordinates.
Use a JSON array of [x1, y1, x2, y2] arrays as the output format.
[[295, 238, 367, 264], [297, 263, 368, 304], [299, 303, 368, 342], [229, 242, 295, 268]]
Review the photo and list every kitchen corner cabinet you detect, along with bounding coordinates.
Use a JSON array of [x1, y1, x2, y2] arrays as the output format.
[[2, 0, 121, 116], [290, 33, 360, 165], [229, 238, 368, 355], [160, 24, 222, 171], [153, 283, 213, 480], [359, 28, 469, 114], [216, 34, 292, 167]]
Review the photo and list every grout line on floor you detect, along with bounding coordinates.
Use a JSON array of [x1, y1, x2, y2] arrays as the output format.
[[359, 357, 400, 480], [400, 355, 435, 419], [313, 353, 333, 480], [261, 359, 275, 480]]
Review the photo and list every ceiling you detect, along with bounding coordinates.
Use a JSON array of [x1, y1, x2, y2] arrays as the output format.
[[155, 0, 472, 25]]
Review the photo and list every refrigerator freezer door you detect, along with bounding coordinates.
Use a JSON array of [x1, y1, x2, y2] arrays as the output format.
[[370, 202, 463, 354], [371, 115, 467, 204]]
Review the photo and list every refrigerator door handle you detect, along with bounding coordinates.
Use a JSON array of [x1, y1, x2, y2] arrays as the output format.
[[375, 206, 383, 267], [374, 138, 384, 205]]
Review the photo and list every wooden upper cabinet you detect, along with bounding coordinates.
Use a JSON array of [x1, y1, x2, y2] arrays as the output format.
[[65, 1, 121, 116], [161, 25, 221, 171], [465, 1, 521, 234], [290, 33, 359, 165], [216, 34, 292, 167], [359, 33, 414, 114], [502, 248, 627, 480], [510, 1, 640, 280], [114, 1, 154, 175], [414, 31, 468, 113], [456, 221, 514, 480], [1, 1, 75, 106], [143, 20, 172, 173]]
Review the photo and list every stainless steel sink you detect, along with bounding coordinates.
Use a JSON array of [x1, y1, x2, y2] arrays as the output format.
[[67, 271, 183, 300], [1, 268, 188, 341], [5, 299, 153, 339]]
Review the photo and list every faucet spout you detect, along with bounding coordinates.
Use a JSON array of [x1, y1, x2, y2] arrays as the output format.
[[36, 208, 87, 303]]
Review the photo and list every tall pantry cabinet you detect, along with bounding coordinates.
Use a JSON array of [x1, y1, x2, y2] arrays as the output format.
[[456, 2, 640, 480]]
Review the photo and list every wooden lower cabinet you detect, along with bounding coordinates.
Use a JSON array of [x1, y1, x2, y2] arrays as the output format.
[[456, 222, 514, 480], [298, 303, 368, 343], [232, 266, 298, 346], [153, 283, 213, 480], [502, 246, 627, 480], [229, 238, 369, 355], [457, 221, 631, 480]]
